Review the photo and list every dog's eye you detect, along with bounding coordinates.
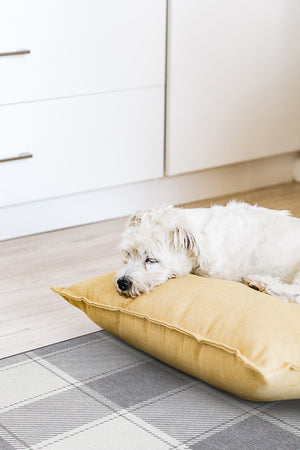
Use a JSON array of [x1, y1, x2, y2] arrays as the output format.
[[145, 256, 159, 264]]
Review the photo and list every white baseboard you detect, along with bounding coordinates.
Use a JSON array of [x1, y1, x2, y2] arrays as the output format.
[[1, 151, 298, 240]]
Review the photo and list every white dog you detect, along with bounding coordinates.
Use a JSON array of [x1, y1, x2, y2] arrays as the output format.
[[114, 202, 300, 303]]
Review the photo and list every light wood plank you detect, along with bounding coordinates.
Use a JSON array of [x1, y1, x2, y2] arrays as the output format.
[[184, 181, 300, 217], [1, 182, 299, 359], [1, 217, 127, 358]]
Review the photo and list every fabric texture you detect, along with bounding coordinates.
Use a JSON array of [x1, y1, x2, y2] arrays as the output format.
[[1, 331, 300, 449], [52, 272, 300, 402]]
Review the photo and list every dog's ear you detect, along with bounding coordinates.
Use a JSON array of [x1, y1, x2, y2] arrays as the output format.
[[128, 212, 143, 227], [172, 227, 197, 252]]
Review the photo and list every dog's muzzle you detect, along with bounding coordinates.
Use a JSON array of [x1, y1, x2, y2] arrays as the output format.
[[117, 276, 132, 292]]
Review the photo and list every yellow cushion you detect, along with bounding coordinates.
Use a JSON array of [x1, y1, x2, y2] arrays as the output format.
[[52, 272, 300, 401]]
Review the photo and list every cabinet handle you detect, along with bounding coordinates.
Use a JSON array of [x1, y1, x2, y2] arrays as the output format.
[[0, 49, 30, 57], [0, 152, 33, 163]]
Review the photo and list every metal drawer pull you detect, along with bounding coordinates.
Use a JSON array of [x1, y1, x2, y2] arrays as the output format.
[[0, 152, 33, 163], [0, 49, 30, 57]]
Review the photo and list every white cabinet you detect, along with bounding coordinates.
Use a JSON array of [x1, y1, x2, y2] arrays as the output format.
[[2, 0, 300, 239], [0, 0, 166, 104], [166, 0, 300, 175], [0, 1, 166, 207]]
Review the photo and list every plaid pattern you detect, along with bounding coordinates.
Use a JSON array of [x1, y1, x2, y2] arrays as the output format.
[[0, 330, 300, 450]]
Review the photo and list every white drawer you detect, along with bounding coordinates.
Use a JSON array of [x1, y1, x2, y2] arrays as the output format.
[[0, 87, 164, 207], [0, 0, 166, 105]]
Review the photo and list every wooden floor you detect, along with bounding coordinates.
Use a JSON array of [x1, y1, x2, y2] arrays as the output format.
[[1, 182, 300, 359]]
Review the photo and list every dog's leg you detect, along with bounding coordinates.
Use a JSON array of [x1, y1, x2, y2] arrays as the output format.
[[243, 274, 300, 304]]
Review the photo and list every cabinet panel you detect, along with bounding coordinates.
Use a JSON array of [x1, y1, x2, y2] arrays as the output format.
[[0, 87, 164, 206], [166, 0, 300, 175], [0, 0, 166, 105]]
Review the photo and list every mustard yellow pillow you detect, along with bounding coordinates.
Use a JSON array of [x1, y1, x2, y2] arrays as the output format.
[[52, 272, 300, 402]]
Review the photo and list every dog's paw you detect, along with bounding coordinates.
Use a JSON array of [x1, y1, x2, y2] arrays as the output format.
[[242, 277, 271, 295]]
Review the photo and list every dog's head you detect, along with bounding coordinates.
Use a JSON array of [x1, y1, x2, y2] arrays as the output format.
[[114, 206, 197, 297]]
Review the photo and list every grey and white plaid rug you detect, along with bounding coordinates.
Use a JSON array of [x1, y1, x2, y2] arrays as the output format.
[[0, 330, 299, 449]]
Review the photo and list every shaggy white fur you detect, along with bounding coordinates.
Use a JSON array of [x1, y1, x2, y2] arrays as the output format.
[[114, 202, 300, 303]]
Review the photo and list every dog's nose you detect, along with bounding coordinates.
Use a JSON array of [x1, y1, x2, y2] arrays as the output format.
[[117, 277, 132, 291]]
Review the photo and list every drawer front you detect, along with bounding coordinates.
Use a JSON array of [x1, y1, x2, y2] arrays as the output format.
[[166, 0, 300, 175], [0, 0, 166, 105], [0, 87, 164, 207]]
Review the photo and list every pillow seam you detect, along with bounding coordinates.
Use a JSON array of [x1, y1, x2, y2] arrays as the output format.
[[52, 287, 270, 376], [52, 287, 300, 373]]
